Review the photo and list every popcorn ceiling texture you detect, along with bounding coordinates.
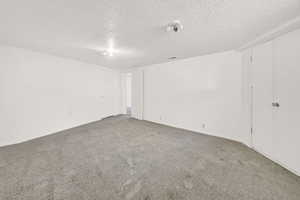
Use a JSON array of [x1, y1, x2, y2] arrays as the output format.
[[0, 0, 299, 68], [1, 116, 300, 200]]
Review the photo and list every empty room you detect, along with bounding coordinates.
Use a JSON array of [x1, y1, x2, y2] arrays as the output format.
[[1, 0, 300, 199]]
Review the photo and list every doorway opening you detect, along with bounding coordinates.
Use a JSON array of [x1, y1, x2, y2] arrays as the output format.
[[125, 73, 132, 115]]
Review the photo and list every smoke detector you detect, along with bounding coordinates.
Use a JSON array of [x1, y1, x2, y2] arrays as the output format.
[[166, 20, 183, 33]]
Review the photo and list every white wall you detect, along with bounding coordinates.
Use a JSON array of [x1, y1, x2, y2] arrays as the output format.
[[131, 69, 144, 120], [132, 51, 248, 144], [242, 28, 300, 175], [126, 74, 132, 108], [272, 29, 300, 175], [120, 73, 128, 115], [131, 30, 300, 176], [0, 45, 121, 146]]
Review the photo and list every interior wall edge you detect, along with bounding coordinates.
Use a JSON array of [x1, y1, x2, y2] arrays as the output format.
[[0, 115, 120, 147], [238, 15, 300, 51], [144, 118, 247, 144], [240, 28, 300, 177], [0, 45, 122, 147], [135, 50, 247, 148], [0, 42, 118, 71], [253, 147, 300, 177]]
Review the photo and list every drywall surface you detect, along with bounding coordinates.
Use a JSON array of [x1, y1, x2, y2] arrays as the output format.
[[272, 29, 300, 175], [242, 28, 300, 175], [139, 51, 247, 144], [126, 74, 132, 108], [120, 73, 128, 115], [131, 69, 144, 120], [0, 45, 121, 146]]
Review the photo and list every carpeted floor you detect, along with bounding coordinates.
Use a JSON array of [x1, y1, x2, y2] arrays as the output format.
[[0, 115, 299, 200]]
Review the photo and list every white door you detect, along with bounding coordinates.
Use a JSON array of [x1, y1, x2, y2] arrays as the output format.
[[273, 29, 300, 174], [251, 41, 274, 157], [250, 29, 300, 175]]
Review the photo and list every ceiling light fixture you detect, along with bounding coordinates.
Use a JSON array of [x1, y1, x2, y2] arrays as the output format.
[[166, 20, 183, 33], [102, 51, 108, 56], [87, 38, 137, 57], [102, 49, 114, 57], [102, 38, 116, 57]]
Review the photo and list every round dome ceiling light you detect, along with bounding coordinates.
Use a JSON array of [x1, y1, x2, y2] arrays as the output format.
[[166, 20, 183, 33], [102, 51, 109, 56], [102, 49, 114, 57]]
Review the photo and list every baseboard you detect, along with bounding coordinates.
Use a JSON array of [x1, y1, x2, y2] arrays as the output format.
[[3, 116, 299, 177], [0, 113, 121, 147], [252, 147, 300, 177], [142, 118, 300, 177], [141, 118, 243, 144]]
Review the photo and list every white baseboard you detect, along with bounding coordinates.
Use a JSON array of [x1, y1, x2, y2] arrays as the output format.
[[251, 147, 300, 177], [0, 113, 122, 147], [144, 119, 300, 177]]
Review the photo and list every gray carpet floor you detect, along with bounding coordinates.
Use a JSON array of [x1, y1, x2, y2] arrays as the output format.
[[0, 115, 299, 200]]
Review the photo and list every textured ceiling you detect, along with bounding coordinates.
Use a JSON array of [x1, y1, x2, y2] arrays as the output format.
[[0, 0, 299, 69]]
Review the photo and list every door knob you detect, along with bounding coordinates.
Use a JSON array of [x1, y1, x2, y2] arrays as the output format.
[[272, 102, 280, 107]]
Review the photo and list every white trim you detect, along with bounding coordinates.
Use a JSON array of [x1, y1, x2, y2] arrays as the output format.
[[240, 141, 300, 177], [143, 117, 300, 177], [143, 119, 242, 146], [252, 147, 300, 177], [142, 69, 145, 120], [238, 15, 300, 51]]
